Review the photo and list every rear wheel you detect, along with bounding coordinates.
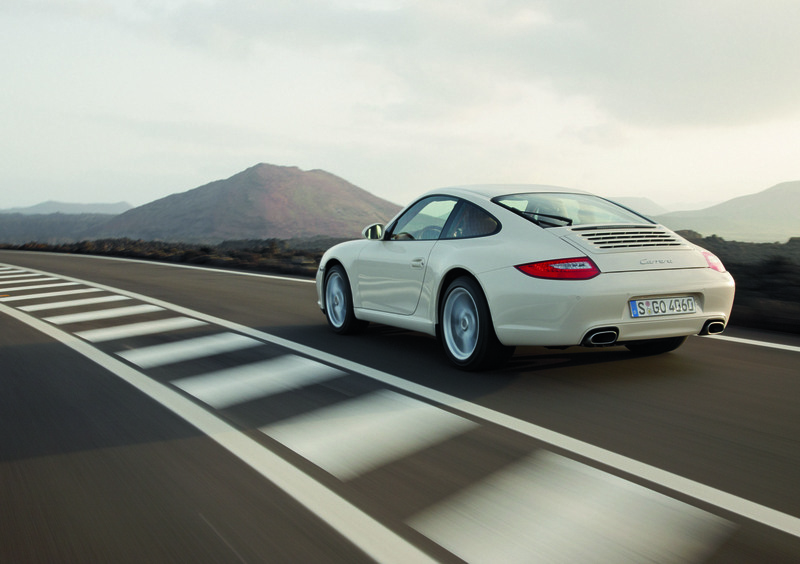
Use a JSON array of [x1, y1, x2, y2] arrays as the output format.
[[440, 276, 514, 370], [625, 336, 687, 355], [324, 265, 367, 334]]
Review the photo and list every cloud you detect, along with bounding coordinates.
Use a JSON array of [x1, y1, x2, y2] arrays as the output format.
[[123, 0, 800, 128], [520, 0, 800, 126], [3, 0, 798, 209], [9, 0, 800, 129]]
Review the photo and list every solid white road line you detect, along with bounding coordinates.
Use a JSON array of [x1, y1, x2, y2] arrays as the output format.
[[0, 288, 103, 302], [710, 335, 800, 354], [0, 281, 77, 292], [43, 304, 164, 325], [117, 332, 263, 369], [75, 317, 209, 343], [20, 295, 131, 312], [262, 390, 479, 481], [173, 355, 344, 409], [409, 450, 733, 564], [0, 301, 437, 564]]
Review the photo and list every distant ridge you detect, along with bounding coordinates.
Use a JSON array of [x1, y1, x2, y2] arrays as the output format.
[[609, 197, 669, 217], [654, 181, 800, 242], [1, 170, 796, 244], [0, 201, 132, 215], [90, 163, 402, 242]]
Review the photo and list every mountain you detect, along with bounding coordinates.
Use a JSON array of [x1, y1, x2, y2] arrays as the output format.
[[0, 214, 115, 244], [654, 181, 800, 243], [0, 201, 132, 215], [89, 164, 402, 242], [609, 197, 670, 217]]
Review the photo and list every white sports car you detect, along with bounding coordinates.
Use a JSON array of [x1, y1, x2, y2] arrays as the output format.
[[316, 185, 735, 370]]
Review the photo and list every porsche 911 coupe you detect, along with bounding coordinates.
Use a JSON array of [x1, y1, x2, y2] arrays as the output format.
[[316, 185, 735, 370]]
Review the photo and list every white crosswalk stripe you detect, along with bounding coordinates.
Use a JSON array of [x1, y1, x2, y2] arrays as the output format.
[[76, 317, 208, 343], [43, 304, 164, 325], [262, 390, 479, 481], [173, 354, 344, 409], [0, 276, 58, 285], [20, 295, 131, 312], [0, 272, 42, 279], [117, 332, 263, 369], [409, 450, 733, 564], [0, 288, 103, 302], [0, 281, 74, 292]]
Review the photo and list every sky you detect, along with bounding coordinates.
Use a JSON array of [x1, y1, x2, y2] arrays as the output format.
[[3, 0, 800, 211]]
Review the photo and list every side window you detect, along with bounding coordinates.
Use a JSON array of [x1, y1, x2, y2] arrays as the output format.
[[389, 196, 458, 241], [445, 202, 500, 239]]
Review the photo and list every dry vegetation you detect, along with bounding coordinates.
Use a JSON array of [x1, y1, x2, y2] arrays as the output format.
[[0, 237, 347, 278]]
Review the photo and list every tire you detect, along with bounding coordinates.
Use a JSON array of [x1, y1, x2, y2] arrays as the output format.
[[439, 276, 514, 370], [625, 336, 687, 356], [324, 265, 367, 334]]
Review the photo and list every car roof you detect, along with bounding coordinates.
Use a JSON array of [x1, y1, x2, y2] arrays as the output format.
[[427, 184, 592, 200]]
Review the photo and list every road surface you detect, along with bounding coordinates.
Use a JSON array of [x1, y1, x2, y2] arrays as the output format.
[[1, 250, 799, 563]]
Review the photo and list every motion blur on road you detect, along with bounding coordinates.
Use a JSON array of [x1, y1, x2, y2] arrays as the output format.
[[2, 250, 799, 563]]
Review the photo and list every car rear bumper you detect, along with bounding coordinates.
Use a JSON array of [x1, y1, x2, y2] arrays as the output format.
[[481, 267, 735, 347]]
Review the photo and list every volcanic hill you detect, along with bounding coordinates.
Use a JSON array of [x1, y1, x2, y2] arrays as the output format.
[[91, 164, 402, 242]]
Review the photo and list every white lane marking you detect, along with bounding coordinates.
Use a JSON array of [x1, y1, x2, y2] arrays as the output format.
[[0, 288, 103, 302], [710, 335, 800, 354], [0, 276, 58, 286], [0, 266, 19, 271], [20, 295, 131, 312], [0, 302, 436, 564], [43, 304, 164, 325], [0, 281, 75, 292], [262, 390, 479, 481], [76, 317, 208, 343], [409, 450, 733, 564], [2, 261, 800, 539], [117, 332, 262, 369], [173, 355, 343, 409], [0, 272, 41, 279]]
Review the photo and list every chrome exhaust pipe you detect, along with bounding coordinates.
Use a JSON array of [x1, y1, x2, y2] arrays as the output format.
[[701, 320, 726, 335], [582, 328, 619, 346]]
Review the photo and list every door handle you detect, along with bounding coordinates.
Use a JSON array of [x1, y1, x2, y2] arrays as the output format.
[[411, 258, 425, 269]]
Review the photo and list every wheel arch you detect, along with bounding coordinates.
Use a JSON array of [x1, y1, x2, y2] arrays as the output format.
[[320, 257, 346, 310], [434, 268, 496, 335]]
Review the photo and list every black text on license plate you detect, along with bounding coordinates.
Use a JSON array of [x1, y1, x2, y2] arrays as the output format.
[[630, 296, 696, 318]]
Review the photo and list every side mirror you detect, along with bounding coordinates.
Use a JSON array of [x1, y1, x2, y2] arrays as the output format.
[[362, 223, 384, 240]]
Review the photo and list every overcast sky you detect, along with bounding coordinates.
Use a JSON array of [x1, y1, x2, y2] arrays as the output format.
[[3, 0, 800, 210]]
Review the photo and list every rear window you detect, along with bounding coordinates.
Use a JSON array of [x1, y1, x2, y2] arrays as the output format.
[[492, 193, 652, 228]]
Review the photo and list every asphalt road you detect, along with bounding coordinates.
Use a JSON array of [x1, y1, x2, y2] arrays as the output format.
[[1, 250, 799, 563]]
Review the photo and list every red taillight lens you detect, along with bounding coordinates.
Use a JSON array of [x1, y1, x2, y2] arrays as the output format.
[[515, 257, 600, 280], [701, 250, 726, 273]]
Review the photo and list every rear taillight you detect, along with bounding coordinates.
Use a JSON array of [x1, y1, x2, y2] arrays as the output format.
[[701, 250, 726, 273], [515, 257, 600, 280]]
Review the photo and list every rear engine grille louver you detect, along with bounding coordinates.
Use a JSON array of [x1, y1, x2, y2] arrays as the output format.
[[575, 227, 683, 249]]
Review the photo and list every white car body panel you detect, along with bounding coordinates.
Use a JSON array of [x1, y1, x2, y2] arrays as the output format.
[[316, 184, 735, 352], [355, 239, 437, 315]]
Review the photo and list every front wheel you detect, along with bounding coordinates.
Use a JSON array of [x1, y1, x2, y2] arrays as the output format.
[[440, 277, 514, 370], [625, 336, 687, 355], [324, 265, 367, 334]]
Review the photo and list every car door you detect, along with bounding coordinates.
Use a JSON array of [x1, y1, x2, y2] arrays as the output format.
[[356, 196, 458, 315]]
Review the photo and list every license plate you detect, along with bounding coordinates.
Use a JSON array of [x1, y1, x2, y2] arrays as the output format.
[[630, 296, 696, 318]]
